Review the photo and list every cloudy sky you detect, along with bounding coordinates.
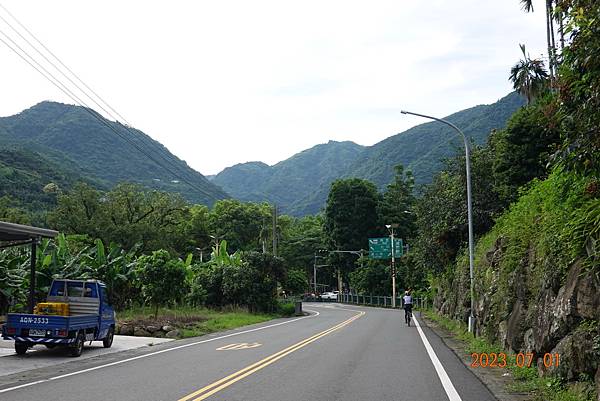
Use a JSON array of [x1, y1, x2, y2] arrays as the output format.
[[0, 1, 547, 175]]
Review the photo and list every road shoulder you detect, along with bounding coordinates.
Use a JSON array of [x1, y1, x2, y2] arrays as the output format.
[[420, 314, 531, 401]]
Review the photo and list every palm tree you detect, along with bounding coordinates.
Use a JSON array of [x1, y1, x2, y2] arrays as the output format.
[[519, 0, 559, 80], [520, 0, 534, 12], [509, 44, 550, 104]]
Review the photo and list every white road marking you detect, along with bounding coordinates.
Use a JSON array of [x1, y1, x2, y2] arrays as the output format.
[[0, 310, 320, 394], [216, 342, 262, 351], [413, 316, 463, 401]]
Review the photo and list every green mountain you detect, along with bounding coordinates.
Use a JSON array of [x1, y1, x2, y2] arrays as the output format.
[[213, 92, 525, 216], [214, 141, 365, 213], [0, 101, 228, 206], [0, 146, 95, 211], [348, 92, 525, 187]]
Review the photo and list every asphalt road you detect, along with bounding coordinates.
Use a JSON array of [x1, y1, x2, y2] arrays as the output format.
[[0, 304, 496, 401]]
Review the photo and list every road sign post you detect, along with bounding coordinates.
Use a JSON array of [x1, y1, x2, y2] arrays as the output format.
[[369, 234, 404, 308]]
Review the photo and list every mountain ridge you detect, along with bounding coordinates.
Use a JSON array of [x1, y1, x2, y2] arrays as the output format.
[[0, 101, 228, 205], [213, 92, 526, 216]]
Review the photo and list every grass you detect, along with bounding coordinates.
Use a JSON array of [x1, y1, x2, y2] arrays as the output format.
[[118, 306, 278, 339], [424, 310, 597, 401]]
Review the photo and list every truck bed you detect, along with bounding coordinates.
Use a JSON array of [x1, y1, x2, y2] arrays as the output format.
[[3, 312, 99, 344]]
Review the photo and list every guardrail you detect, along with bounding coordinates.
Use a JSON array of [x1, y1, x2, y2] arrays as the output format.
[[339, 294, 429, 310], [302, 294, 429, 309]]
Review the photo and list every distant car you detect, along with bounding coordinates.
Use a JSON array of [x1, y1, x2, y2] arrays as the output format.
[[320, 292, 338, 300]]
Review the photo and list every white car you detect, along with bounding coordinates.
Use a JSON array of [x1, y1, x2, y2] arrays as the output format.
[[320, 292, 338, 300]]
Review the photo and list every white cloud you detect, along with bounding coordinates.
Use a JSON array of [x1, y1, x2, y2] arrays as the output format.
[[0, 0, 548, 174]]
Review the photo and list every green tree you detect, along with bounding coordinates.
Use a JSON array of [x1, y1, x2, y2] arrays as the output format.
[[349, 260, 390, 295], [47, 183, 105, 239], [221, 252, 285, 312], [324, 178, 380, 289], [519, 0, 559, 79], [509, 44, 549, 104], [0, 196, 31, 224], [278, 214, 326, 280], [282, 268, 308, 295], [489, 95, 561, 204], [412, 144, 505, 275], [378, 164, 417, 241], [556, 0, 600, 175], [135, 250, 187, 318], [49, 183, 190, 254], [208, 200, 271, 252]]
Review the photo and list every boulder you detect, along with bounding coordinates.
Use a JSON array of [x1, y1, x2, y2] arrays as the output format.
[[506, 300, 525, 353], [574, 269, 600, 320], [542, 332, 598, 380], [523, 328, 535, 353], [119, 324, 134, 336], [533, 263, 584, 353], [498, 320, 508, 349], [166, 329, 181, 339], [134, 326, 151, 337], [162, 325, 174, 332], [146, 325, 160, 334]]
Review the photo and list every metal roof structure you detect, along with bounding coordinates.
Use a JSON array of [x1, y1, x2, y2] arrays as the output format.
[[0, 221, 58, 243], [0, 221, 59, 313]]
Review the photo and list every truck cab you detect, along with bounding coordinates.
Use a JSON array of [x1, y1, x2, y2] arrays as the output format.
[[2, 279, 116, 357]]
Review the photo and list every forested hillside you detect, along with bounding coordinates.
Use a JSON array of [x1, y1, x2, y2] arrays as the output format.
[[348, 91, 525, 187], [0, 101, 229, 206], [214, 141, 365, 215], [214, 93, 525, 216]]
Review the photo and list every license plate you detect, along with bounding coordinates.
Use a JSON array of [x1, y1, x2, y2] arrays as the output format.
[[29, 329, 46, 337]]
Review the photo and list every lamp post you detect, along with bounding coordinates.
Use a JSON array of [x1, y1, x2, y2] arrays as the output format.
[[385, 224, 398, 308], [401, 110, 476, 333]]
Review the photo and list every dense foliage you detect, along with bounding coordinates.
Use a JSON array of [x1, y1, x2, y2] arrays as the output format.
[[0, 101, 227, 206], [213, 141, 365, 216], [415, 1, 600, 393]]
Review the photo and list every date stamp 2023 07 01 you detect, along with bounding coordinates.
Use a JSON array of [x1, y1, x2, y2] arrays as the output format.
[[470, 352, 561, 369]]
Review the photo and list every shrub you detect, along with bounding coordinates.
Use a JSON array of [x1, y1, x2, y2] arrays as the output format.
[[277, 301, 296, 317]]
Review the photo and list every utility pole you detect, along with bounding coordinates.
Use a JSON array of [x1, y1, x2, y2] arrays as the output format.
[[272, 204, 278, 256], [386, 225, 397, 308], [313, 253, 317, 295]]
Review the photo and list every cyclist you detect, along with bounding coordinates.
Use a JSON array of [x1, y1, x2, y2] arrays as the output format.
[[402, 290, 413, 325]]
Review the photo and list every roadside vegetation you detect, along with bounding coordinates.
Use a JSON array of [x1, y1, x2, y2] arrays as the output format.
[[425, 310, 597, 401], [118, 306, 277, 339]]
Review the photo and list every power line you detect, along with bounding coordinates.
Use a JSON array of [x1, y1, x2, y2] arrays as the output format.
[[0, 4, 209, 193], [0, 28, 217, 202], [0, 5, 221, 202]]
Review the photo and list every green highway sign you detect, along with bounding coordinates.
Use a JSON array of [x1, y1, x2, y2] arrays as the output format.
[[368, 237, 404, 259]]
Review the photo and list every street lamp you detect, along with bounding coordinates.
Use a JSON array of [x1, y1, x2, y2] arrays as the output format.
[[385, 224, 399, 308], [400, 110, 476, 333]]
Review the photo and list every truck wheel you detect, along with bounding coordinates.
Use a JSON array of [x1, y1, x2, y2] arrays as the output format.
[[102, 327, 114, 348], [15, 342, 28, 355], [69, 333, 85, 357]]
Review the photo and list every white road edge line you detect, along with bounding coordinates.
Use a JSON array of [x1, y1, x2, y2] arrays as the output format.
[[0, 310, 320, 394], [413, 316, 463, 401]]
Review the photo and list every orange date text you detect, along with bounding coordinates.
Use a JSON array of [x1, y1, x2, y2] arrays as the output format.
[[470, 352, 560, 368]]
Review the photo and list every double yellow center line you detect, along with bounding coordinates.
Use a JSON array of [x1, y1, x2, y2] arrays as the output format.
[[178, 310, 365, 401]]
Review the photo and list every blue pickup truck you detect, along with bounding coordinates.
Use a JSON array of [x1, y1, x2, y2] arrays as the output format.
[[2, 279, 116, 357]]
